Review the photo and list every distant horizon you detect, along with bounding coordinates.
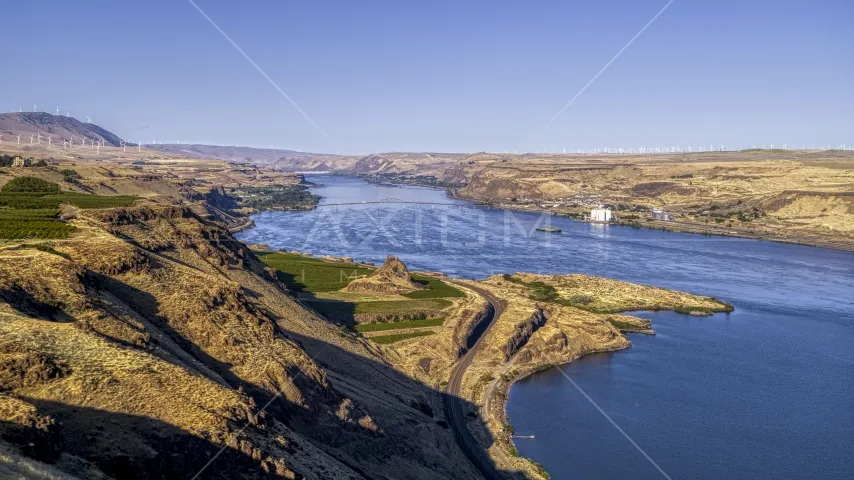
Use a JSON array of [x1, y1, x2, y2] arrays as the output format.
[[2, 110, 851, 158], [1, 1, 850, 154]]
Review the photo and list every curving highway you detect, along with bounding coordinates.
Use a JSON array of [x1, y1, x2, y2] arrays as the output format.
[[444, 283, 510, 480]]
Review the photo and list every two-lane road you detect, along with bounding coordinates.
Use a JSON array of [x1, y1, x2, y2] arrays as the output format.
[[444, 282, 510, 480]]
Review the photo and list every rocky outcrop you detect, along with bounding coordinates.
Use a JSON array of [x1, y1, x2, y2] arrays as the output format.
[[0, 206, 478, 479], [204, 185, 237, 210], [343, 255, 423, 295], [499, 307, 548, 361]]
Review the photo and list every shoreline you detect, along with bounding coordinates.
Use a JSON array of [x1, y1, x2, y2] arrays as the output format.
[[324, 172, 853, 253], [486, 343, 630, 477], [442, 185, 854, 253], [229, 173, 812, 478], [235, 233, 732, 479], [481, 328, 653, 479]]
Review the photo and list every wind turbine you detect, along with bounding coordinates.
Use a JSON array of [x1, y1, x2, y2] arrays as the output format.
[[86, 116, 91, 123], [47, 135, 52, 145], [33, 104, 37, 112], [29, 134, 35, 144], [56, 107, 60, 115], [16, 135, 20, 145]]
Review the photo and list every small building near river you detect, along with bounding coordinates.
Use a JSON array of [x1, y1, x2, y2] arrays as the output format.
[[590, 207, 612, 223]]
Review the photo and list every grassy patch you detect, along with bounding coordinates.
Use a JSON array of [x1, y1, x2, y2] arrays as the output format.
[[231, 184, 320, 210], [527, 281, 558, 302], [354, 318, 444, 332], [0, 220, 75, 239], [0, 208, 59, 220], [1, 176, 59, 193], [258, 251, 464, 299], [371, 331, 435, 344], [59, 193, 139, 208], [258, 252, 459, 322], [0, 192, 139, 209], [404, 274, 465, 299], [0, 178, 137, 239], [307, 298, 451, 316], [256, 251, 373, 292]]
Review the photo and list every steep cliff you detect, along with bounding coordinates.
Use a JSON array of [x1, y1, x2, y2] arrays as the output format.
[[0, 203, 479, 479]]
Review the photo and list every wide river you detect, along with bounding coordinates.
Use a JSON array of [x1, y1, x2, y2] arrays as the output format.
[[237, 175, 854, 480]]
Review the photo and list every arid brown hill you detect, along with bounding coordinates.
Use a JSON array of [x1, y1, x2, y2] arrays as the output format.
[[0, 204, 479, 479], [148, 144, 323, 165], [344, 255, 424, 295], [0, 112, 125, 147]]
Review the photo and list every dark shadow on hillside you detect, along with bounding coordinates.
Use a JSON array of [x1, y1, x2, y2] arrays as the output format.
[[1, 301, 522, 479], [0, 286, 74, 323], [299, 296, 358, 326], [1, 399, 283, 480], [90, 274, 347, 431], [4, 269, 521, 477], [91, 273, 246, 383], [87, 273, 400, 454], [278, 328, 523, 480]]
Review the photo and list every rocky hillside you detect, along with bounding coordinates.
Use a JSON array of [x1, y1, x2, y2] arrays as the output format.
[[344, 255, 423, 295], [0, 203, 480, 479], [0, 112, 125, 147], [270, 150, 854, 249]]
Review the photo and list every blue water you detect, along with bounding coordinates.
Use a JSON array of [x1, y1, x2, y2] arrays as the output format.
[[237, 175, 854, 479]]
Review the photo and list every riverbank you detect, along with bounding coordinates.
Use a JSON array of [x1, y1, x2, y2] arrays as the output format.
[[341, 173, 854, 253], [238, 237, 730, 478], [235, 174, 854, 479], [437, 274, 732, 479], [227, 216, 255, 233], [479, 197, 854, 252]]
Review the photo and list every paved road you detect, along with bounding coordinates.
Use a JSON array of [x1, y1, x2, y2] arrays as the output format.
[[444, 282, 509, 480]]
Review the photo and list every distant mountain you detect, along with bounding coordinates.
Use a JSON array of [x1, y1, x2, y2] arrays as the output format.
[[149, 144, 328, 166], [0, 112, 126, 147]]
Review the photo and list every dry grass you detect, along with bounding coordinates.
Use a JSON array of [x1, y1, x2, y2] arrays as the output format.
[[315, 150, 854, 244], [0, 204, 481, 479], [508, 272, 730, 313]]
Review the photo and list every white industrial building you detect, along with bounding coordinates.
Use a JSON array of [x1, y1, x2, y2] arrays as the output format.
[[590, 207, 612, 223]]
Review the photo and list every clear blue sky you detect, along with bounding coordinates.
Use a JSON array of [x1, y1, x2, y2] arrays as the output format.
[[2, 0, 851, 154]]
